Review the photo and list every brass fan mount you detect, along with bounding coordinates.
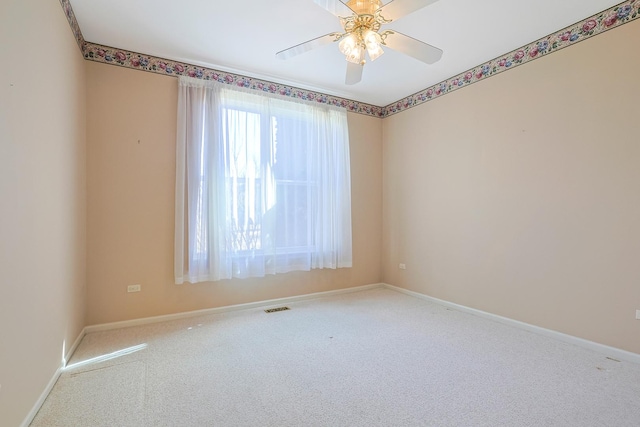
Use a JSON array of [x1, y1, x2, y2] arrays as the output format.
[[341, 0, 390, 35]]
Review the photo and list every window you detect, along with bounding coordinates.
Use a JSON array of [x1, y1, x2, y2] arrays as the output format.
[[175, 78, 352, 283]]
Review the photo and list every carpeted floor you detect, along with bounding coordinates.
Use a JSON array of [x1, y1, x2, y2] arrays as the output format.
[[32, 288, 640, 426]]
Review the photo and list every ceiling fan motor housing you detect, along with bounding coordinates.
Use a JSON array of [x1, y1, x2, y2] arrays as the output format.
[[346, 0, 384, 16]]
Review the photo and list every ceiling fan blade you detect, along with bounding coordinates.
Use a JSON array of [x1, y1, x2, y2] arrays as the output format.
[[276, 33, 339, 60], [383, 31, 443, 64], [345, 61, 363, 85], [313, 0, 356, 17], [379, 0, 440, 21]]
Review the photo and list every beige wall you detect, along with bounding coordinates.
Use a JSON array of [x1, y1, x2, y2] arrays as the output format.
[[2, 4, 638, 422], [85, 62, 383, 325], [382, 19, 640, 354], [0, 1, 87, 425]]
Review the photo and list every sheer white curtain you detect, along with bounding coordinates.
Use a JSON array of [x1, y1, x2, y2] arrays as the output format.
[[175, 77, 352, 283]]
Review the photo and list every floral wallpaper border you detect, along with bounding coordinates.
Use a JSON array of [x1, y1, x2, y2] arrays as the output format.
[[59, 0, 85, 52], [383, 0, 640, 116], [81, 41, 384, 117], [60, 0, 638, 118]]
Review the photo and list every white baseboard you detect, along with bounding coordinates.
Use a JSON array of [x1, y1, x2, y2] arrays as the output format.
[[20, 366, 63, 427], [383, 283, 640, 365], [85, 283, 385, 333], [64, 327, 87, 367], [20, 327, 88, 427]]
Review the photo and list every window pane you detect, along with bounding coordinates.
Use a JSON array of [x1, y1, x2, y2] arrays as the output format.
[[272, 116, 308, 182], [275, 181, 309, 249], [272, 115, 311, 250], [224, 108, 263, 252]]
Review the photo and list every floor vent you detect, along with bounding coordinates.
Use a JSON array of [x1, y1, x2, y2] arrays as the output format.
[[264, 307, 290, 313]]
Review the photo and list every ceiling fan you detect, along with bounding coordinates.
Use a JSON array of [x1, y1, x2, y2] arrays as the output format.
[[276, 0, 443, 85]]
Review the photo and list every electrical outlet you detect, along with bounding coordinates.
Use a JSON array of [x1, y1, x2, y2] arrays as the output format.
[[127, 284, 141, 293], [399, 263, 406, 270], [636, 310, 640, 320]]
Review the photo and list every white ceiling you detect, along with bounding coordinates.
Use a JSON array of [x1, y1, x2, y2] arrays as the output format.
[[70, 0, 621, 106]]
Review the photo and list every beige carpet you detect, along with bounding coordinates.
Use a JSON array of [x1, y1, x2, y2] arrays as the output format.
[[32, 288, 640, 426]]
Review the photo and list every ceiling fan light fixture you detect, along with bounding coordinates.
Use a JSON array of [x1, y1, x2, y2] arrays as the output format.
[[345, 43, 365, 64], [338, 33, 357, 55], [363, 30, 384, 61], [366, 43, 384, 61], [339, 33, 365, 64]]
